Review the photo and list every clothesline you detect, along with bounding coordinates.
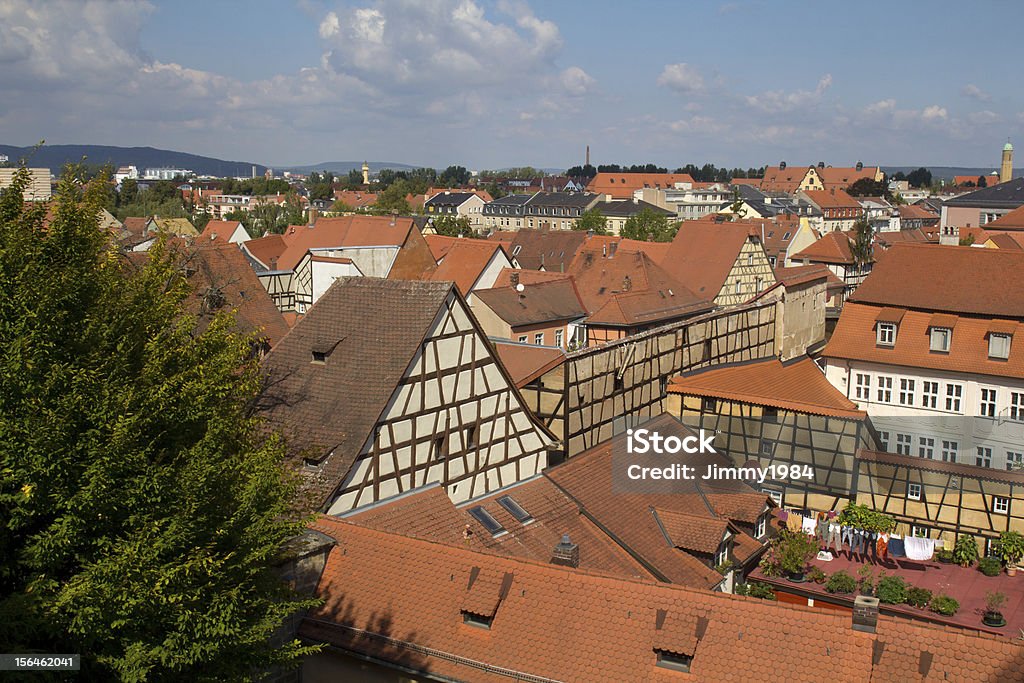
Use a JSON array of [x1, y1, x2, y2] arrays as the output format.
[[775, 508, 943, 562]]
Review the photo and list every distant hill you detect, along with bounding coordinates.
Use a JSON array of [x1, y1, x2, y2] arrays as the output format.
[[882, 166, 1021, 182], [0, 144, 272, 178], [281, 160, 420, 175]]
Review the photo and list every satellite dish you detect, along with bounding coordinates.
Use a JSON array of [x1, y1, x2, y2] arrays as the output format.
[[515, 283, 525, 292]]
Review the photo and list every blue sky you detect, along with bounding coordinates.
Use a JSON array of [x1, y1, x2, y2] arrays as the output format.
[[2, 0, 1021, 170]]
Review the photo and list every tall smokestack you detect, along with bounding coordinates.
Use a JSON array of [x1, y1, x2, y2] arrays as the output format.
[[586, 145, 590, 167]]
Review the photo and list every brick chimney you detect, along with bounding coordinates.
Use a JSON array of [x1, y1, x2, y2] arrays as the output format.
[[510, 271, 520, 288], [390, 210, 398, 227], [269, 256, 278, 270], [623, 275, 632, 292], [852, 596, 879, 633], [308, 208, 318, 227], [551, 534, 579, 568]]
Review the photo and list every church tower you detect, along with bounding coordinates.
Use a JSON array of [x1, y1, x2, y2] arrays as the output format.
[[1001, 140, 1014, 184], [362, 161, 370, 185]]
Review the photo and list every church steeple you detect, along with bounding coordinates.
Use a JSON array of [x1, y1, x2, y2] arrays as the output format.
[[1001, 139, 1014, 183]]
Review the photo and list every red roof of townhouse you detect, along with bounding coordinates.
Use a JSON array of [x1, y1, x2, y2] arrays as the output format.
[[275, 215, 417, 271], [492, 342, 567, 387], [816, 165, 882, 189], [474, 277, 587, 328], [758, 165, 813, 193], [423, 240, 510, 296], [331, 190, 378, 209], [801, 188, 861, 209], [668, 356, 866, 419], [587, 172, 696, 198], [240, 233, 287, 269], [792, 230, 856, 265], [656, 220, 765, 298], [986, 204, 1024, 230], [196, 219, 246, 245]]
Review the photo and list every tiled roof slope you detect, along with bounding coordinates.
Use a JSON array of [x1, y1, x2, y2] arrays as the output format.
[[802, 188, 861, 209], [817, 165, 882, 189], [184, 244, 289, 347], [545, 413, 769, 587], [492, 342, 565, 387], [986, 204, 1024, 230], [302, 518, 1024, 683], [241, 234, 287, 269], [503, 229, 588, 271], [668, 357, 866, 419], [944, 176, 1024, 209], [260, 278, 453, 509], [822, 303, 1024, 381], [424, 240, 508, 295], [848, 243, 1024, 318], [276, 215, 416, 271], [197, 219, 245, 245], [656, 220, 760, 298], [475, 278, 586, 327], [793, 230, 855, 265], [587, 172, 696, 198]]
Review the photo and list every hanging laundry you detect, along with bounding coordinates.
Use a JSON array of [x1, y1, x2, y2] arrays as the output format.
[[904, 536, 935, 561]]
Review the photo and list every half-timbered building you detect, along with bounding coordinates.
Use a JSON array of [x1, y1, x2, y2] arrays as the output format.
[[260, 278, 557, 514]]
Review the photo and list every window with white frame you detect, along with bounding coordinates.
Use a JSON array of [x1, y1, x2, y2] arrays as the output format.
[[715, 543, 729, 568], [1007, 451, 1023, 471], [980, 388, 998, 418], [877, 322, 896, 346], [877, 376, 893, 403], [755, 514, 767, 539], [1011, 392, 1024, 422], [918, 437, 934, 459], [976, 446, 993, 468], [941, 440, 958, 463], [994, 496, 1010, 514], [945, 384, 963, 412], [554, 329, 563, 347], [518, 335, 528, 343], [907, 483, 922, 500], [989, 333, 1011, 360], [911, 525, 929, 538], [877, 431, 890, 450], [929, 327, 951, 352], [922, 381, 939, 409], [855, 373, 871, 400], [896, 433, 912, 455], [534, 332, 544, 345], [899, 378, 915, 406], [734, 281, 742, 295], [763, 487, 783, 505]]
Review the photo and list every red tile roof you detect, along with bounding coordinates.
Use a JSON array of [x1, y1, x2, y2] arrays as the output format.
[[774, 263, 844, 293], [793, 230, 855, 265], [897, 204, 940, 221], [302, 518, 1024, 682], [241, 234, 287, 269], [492, 342, 566, 388], [491, 267, 571, 287], [586, 172, 696, 198], [848, 243, 1024, 318], [657, 220, 765, 298], [276, 215, 417, 271], [801, 188, 861, 210], [987, 232, 1024, 250], [758, 165, 812, 193], [986, 204, 1024, 230], [668, 357, 866, 419], [424, 240, 510, 295], [822, 302, 1024, 380], [332, 189, 378, 209], [815, 165, 881, 189], [196, 219, 246, 245], [474, 278, 586, 327]]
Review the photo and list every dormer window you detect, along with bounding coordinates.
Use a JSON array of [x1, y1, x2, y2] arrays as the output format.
[[311, 350, 328, 364], [877, 322, 896, 346], [655, 650, 693, 673], [929, 327, 951, 353], [462, 611, 493, 629], [990, 333, 1011, 360]]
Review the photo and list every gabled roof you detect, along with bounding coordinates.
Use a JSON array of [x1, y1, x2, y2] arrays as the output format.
[[302, 517, 1024, 683], [525, 191, 600, 209], [152, 217, 197, 237], [801, 188, 861, 210], [987, 232, 1024, 250], [197, 219, 248, 245], [425, 191, 478, 208], [944, 176, 1024, 209], [424, 239, 509, 295], [493, 342, 566, 387], [985, 204, 1024, 230], [657, 220, 764, 297], [260, 279, 454, 509], [505, 228, 588, 271], [873, 228, 935, 248], [759, 165, 813, 193], [332, 190, 378, 209], [570, 248, 712, 326], [586, 172, 696, 198], [816, 165, 881, 189], [122, 216, 149, 237], [596, 199, 674, 218], [492, 267, 571, 287], [822, 302, 1024, 380], [793, 230, 855, 265], [276, 215, 416, 271], [668, 357, 866, 419], [183, 244, 289, 346], [240, 233, 287, 270], [474, 278, 586, 327], [774, 263, 845, 293], [849, 243, 1024, 317], [896, 204, 940, 221]]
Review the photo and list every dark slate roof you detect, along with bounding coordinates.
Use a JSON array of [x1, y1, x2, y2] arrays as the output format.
[[488, 193, 534, 207], [524, 191, 600, 209], [943, 177, 1024, 209], [597, 199, 674, 218], [425, 191, 476, 208], [260, 278, 453, 510], [735, 183, 768, 201], [505, 229, 588, 271], [474, 278, 587, 327]]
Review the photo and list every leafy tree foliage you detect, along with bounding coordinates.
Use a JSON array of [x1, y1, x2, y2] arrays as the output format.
[[849, 217, 874, 268], [977, 175, 988, 188], [573, 207, 608, 234], [906, 167, 932, 189], [565, 164, 597, 179], [371, 180, 413, 215], [431, 215, 474, 237], [620, 208, 678, 242], [218, 177, 291, 196], [0, 167, 317, 680], [438, 165, 471, 187], [305, 172, 336, 201]]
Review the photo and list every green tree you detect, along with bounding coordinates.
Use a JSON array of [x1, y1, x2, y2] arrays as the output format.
[[978, 175, 988, 188], [432, 214, 473, 237], [849, 217, 873, 268], [573, 207, 608, 234], [0, 166, 317, 680], [118, 178, 139, 206], [620, 208, 678, 242], [906, 167, 932, 189], [372, 179, 413, 215], [726, 188, 747, 220], [438, 165, 471, 187]]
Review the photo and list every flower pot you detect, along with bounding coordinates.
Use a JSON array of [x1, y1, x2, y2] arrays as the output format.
[[1008, 565, 1018, 577], [786, 571, 806, 583], [938, 555, 953, 564], [983, 611, 1006, 627]]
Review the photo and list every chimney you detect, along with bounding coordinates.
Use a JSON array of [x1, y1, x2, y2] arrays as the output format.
[[308, 208, 318, 227], [609, 242, 618, 257], [632, 197, 639, 204], [586, 144, 590, 167], [390, 210, 398, 227], [551, 534, 579, 568], [510, 271, 520, 288], [602, 244, 607, 258], [623, 275, 632, 291], [852, 596, 879, 634], [269, 256, 278, 270]]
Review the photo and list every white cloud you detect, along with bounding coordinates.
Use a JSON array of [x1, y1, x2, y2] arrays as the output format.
[[560, 66, 595, 96], [668, 116, 725, 134], [657, 63, 704, 94], [745, 74, 832, 113], [962, 83, 991, 102], [968, 110, 1000, 125], [319, 12, 340, 38], [921, 105, 948, 122]]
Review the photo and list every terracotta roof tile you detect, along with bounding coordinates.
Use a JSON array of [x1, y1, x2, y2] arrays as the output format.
[[240, 234, 287, 269], [586, 172, 696, 198], [493, 342, 566, 387], [276, 215, 416, 271], [196, 219, 247, 245], [474, 277, 586, 328], [424, 239, 509, 295], [655, 509, 728, 554], [793, 230, 856, 265], [668, 357, 866, 419], [986, 204, 1024, 230], [801, 188, 862, 209], [657, 219, 767, 298]]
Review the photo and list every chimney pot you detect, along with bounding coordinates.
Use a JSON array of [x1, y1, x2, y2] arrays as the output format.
[[623, 275, 632, 291], [510, 271, 520, 288], [852, 596, 879, 634], [551, 533, 579, 568]]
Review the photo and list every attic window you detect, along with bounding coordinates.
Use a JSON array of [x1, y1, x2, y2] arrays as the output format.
[[311, 350, 328, 364], [462, 611, 493, 629], [989, 333, 1011, 360], [782, 231, 791, 240], [655, 649, 692, 673], [497, 495, 533, 524], [929, 327, 951, 353], [877, 322, 897, 346], [468, 506, 506, 537]]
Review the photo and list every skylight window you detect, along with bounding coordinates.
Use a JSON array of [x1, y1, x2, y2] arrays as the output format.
[[497, 496, 533, 524], [655, 649, 692, 673], [468, 506, 506, 536]]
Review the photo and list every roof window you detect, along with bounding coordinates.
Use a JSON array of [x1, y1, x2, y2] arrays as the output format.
[[468, 506, 507, 537], [496, 495, 534, 524]]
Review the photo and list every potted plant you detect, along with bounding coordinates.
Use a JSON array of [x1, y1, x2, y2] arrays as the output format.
[[905, 586, 932, 609], [997, 531, 1024, 576], [807, 567, 827, 584], [983, 591, 1007, 627], [876, 574, 909, 604], [825, 570, 857, 594], [928, 594, 960, 617], [953, 535, 979, 568], [857, 565, 876, 597], [937, 548, 954, 564], [978, 556, 1002, 577], [776, 531, 818, 582]]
